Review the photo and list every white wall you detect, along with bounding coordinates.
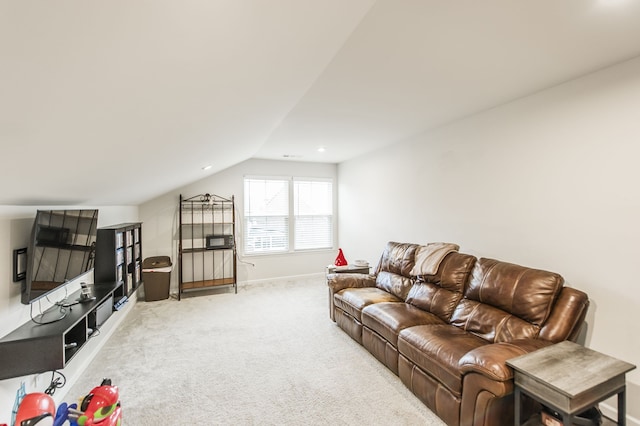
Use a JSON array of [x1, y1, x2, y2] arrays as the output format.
[[139, 158, 338, 295], [0, 205, 138, 422], [338, 56, 640, 420]]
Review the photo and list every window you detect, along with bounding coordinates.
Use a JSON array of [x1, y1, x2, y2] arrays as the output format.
[[244, 178, 289, 254], [293, 179, 333, 250], [244, 177, 333, 255]]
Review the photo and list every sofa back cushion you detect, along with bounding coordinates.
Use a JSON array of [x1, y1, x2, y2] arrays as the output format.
[[375, 271, 415, 301], [540, 286, 589, 342], [450, 258, 564, 343], [375, 241, 419, 277], [405, 252, 477, 322], [374, 242, 420, 300]]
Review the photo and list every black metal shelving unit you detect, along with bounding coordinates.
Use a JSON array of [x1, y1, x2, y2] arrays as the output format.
[[178, 194, 237, 299]]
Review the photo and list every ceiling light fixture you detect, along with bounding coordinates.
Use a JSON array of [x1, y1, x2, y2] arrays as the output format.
[[317, 147, 326, 153], [201, 165, 212, 171]]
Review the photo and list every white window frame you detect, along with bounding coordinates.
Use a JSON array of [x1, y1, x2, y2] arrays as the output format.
[[243, 176, 334, 256]]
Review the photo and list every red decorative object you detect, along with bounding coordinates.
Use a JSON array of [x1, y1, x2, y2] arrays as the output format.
[[334, 248, 348, 266], [14, 393, 55, 426]]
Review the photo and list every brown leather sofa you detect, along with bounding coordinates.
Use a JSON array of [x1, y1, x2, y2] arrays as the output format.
[[327, 242, 589, 426]]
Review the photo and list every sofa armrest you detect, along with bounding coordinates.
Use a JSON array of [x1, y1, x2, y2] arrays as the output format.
[[459, 339, 553, 381], [327, 273, 376, 322], [327, 273, 376, 293]]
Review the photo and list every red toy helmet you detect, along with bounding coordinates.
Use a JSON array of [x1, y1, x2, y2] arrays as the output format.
[[14, 393, 55, 426], [78, 385, 121, 426]]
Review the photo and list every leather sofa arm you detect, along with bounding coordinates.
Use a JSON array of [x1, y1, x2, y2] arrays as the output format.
[[326, 273, 376, 293], [327, 273, 376, 322], [459, 339, 554, 381]]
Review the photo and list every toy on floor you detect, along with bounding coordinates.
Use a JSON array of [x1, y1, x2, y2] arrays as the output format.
[[14, 392, 55, 425], [53, 403, 78, 426], [68, 379, 121, 426], [10, 379, 120, 426]]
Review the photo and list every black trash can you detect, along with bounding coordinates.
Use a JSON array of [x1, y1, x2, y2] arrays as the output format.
[[142, 256, 172, 301]]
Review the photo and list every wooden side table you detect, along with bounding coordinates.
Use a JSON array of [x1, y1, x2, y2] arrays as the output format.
[[507, 341, 636, 426], [326, 265, 370, 275]]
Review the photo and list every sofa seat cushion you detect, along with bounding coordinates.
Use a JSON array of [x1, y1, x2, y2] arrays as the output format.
[[398, 324, 488, 396], [334, 287, 402, 321], [362, 302, 445, 347]]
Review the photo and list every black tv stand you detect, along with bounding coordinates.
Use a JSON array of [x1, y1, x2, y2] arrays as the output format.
[[30, 305, 68, 325], [0, 282, 121, 380]]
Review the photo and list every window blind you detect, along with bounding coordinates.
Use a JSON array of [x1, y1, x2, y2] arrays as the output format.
[[244, 178, 289, 254], [293, 179, 333, 250]]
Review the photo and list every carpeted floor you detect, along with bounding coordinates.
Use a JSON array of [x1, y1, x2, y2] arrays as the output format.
[[66, 276, 446, 425]]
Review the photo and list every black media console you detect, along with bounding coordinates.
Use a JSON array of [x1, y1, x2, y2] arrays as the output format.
[[0, 282, 121, 380]]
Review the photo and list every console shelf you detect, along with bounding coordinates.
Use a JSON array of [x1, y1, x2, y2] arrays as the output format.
[[181, 277, 236, 290], [95, 222, 143, 306], [0, 282, 120, 380]]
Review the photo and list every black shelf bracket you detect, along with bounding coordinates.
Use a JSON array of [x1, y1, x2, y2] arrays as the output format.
[[13, 247, 27, 282]]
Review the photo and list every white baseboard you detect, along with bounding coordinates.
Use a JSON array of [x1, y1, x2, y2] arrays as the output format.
[[238, 272, 325, 288], [600, 401, 640, 425]]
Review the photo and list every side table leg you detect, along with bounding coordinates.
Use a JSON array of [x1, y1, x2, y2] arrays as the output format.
[[619, 385, 626, 426], [514, 387, 521, 426]]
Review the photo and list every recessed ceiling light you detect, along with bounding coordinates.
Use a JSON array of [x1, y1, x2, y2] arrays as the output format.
[[317, 147, 326, 153], [202, 165, 212, 171]]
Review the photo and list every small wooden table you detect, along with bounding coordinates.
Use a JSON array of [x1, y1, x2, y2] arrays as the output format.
[[325, 265, 370, 275], [507, 341, 635, 426]]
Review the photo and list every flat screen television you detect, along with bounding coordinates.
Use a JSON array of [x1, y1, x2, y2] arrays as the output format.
[[21, 209, 99, 305]]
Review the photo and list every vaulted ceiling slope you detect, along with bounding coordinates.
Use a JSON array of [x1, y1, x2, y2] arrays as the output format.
[[2, 0, 640, 205]]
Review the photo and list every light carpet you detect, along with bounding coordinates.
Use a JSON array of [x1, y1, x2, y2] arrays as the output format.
[[66, 276, 446, 425]]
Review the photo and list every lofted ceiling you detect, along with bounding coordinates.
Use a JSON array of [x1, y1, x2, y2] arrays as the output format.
[[2, 0, 640, 205]]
